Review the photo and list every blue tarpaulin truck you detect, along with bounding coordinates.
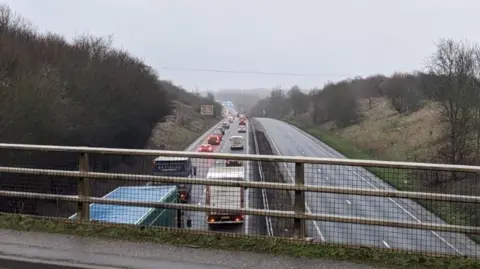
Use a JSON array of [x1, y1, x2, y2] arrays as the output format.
[[69, 185, 178, 227]]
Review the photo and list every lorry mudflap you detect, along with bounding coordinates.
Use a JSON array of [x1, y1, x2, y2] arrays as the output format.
[[178, 185, 191, 203]]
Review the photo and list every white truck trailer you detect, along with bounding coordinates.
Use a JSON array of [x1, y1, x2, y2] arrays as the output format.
[[205, 166, 245, 225]]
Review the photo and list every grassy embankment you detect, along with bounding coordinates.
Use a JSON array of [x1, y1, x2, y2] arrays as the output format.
[[2, 99, 479, 269], [0, 98, 477, 268], [286, 98, 478, 242], [0, 4, 477, 267], [148, 100, 220, 151]]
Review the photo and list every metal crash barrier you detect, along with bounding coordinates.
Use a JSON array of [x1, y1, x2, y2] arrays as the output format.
[[0, 143, 479, 257]]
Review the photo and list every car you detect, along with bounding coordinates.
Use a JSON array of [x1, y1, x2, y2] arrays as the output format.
[[238, 125, 247, 133], [222, 121, 230, 129], [229, 136, 244, 150], [208, 135, 221, 145], [197, 143, 214, 152], [213, 128, 224, 136], [226, 159, 243, 167]]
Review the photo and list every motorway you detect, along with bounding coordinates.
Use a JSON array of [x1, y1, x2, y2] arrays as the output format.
[[183, 116, 264, 235], [0, 117, 273, 269], [3, 117, 479, 268], [254, 117, 480, 257]]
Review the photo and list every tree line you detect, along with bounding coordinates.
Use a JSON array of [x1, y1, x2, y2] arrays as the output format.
[[0, 5, 219, 215], [250, 38, 480, 167]]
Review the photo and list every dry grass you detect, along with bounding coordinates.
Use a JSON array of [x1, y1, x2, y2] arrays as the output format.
[[298, 98, 480, 239], [332, 98, 444, 161], [148, 101, 218, 150], [131, 101, 218, 174]]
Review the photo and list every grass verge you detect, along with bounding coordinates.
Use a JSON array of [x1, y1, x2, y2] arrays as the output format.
[[284, 119, 480, 243], [285, 120, 409, 188], [0, 214, 479, 269]]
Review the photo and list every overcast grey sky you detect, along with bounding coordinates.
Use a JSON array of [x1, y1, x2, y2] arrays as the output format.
[[1, 0, 478, 91]]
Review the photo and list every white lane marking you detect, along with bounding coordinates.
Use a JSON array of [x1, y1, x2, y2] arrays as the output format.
[[382, 240, 391, 248], [356, 170, 462, 254], [186, 121, 222, 151], [263, 127, 326, 242], [251, 120, 274, 236], [345, 200, 351, 205], [305, 204, 325, 242], [288, 123, 464, 255]]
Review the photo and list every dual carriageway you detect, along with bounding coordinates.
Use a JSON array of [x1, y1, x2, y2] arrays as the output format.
[[184, 116, 255, 235], [1, 114, 480, 269], [172, 115, 478, 256]]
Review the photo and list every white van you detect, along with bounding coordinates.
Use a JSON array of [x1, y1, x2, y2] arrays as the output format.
[[222, 121, 230, 129], [229, 136, 244, 150]]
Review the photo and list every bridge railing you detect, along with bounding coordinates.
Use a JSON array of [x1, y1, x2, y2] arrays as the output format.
[[0, 143, 478, 257]]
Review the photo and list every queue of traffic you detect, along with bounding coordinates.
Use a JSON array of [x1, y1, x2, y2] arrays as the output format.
[[152, 113, 248, 227], [197, 114, 246, 153], [70, 113, 247, 229], [205, 114, 247, 225]]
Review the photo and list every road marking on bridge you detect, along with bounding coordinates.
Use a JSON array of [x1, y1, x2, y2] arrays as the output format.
[[263, 129, 326, 242], [290, 124, 465, 255], [345, 200, 351, 205], [382, 240, 391, 248]]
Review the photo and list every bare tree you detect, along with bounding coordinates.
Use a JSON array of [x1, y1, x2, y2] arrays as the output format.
[[349, 75, 385, 109], [380, 73, 425, 113], [466, 48, 480, 162], [310, 82, 359, 128], [0, 4, 214, 216], [287, 86, 309, 116], [266, 88, 289, 118], [425, 39, 478, 165]]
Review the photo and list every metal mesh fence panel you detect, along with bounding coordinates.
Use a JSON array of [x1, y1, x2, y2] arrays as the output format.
[[0, 117, 478, 258]]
